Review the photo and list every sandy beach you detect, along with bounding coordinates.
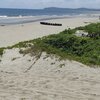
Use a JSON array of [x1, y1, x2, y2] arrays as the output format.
[[0, 49, 100, 100], [0, 16, 100, 100], [0, 16, 99, 47]]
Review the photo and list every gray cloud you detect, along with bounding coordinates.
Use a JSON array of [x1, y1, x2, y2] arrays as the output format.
[[0, 0, 100, 9]]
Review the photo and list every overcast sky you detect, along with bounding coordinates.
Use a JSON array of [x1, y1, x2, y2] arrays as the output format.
[[0, 0, 100, 9]]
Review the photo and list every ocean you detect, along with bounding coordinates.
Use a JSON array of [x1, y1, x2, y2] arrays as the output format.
[[0, 8, 100, 25]]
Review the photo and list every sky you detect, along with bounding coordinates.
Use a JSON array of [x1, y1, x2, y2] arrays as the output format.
[[0, 0, 100, 9]]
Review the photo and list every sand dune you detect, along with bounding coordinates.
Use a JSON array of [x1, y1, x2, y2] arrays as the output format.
[[0, 49, 100, 100]]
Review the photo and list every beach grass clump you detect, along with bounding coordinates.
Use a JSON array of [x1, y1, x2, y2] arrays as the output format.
[[0, 48, 5, 56], [12, 41, 32, 48], [10, 23, 100, 65], [29, 23, 100, 66]]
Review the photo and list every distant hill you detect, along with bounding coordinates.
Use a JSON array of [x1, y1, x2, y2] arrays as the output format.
[[0, 7, 100, 11], [44, 7, 100, 11]]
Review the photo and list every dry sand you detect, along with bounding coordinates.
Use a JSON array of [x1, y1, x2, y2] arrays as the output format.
[[0, 16, 100, 100], [0, 49, 100, 100], [0, 16, 99, 47]]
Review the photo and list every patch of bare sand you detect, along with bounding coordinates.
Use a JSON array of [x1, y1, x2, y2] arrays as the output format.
[[0, 49, 100, 100]]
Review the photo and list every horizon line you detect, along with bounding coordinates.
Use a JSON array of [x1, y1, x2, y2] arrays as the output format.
[[0, 7, 100, 10]]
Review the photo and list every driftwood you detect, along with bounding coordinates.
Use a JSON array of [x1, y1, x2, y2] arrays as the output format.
[[40, 22, 62, 26]]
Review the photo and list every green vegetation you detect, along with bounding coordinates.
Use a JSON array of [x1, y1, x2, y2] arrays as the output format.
[[0, 23, 100, 66], [76, 23, 100, 38], [0, 48, 5, 56], [77, 23, 100, 33]]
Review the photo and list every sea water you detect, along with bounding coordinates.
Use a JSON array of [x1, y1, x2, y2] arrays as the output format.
[[0, 8, 99, 25]]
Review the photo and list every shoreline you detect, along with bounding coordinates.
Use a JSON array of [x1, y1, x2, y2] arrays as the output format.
[[0, 15, 73, 25], [0, 14, 100, 25]]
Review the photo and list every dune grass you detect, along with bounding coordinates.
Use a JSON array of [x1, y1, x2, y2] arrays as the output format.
[[0, 48, 5, 56], [0, 23, 100, 66]]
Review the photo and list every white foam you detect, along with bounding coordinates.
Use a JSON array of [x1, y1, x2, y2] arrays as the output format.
[[0, 16, 8, 18]]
